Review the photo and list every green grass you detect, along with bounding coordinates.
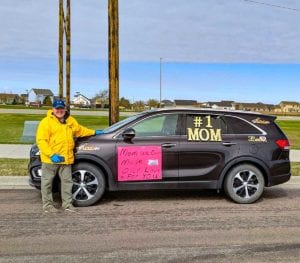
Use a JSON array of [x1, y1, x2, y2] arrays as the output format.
[[291, 162, 300, 176], [0, 114, 111, 144], [276, 120, 300, 150], [0, 158, 29, 176], [1, 159, 299, 176]]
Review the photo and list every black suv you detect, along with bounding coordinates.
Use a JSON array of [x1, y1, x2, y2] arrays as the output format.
[[29, 109, 290, 206]]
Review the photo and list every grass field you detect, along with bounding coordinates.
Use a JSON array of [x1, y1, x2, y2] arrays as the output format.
[[0, 113, 299, 148], [276, 120, 300, 150], [0, 114, 110, 144], [0, 158, 299, 177]]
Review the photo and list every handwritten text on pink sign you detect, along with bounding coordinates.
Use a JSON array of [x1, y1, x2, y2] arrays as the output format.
[[118, 146, 162, 181]]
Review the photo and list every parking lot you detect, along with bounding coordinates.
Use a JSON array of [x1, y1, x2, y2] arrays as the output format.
[[0, 180, 299, 263]]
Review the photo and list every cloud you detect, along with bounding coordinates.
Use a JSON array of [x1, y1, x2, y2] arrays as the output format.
[[0, 0, 300, 62]]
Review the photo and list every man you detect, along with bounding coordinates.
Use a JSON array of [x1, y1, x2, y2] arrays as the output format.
[[36, 99, 103, 213]]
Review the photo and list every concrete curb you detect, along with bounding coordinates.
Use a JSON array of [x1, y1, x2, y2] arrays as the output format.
[[0, 176, 32, 189], [0, 176, 299, 190]]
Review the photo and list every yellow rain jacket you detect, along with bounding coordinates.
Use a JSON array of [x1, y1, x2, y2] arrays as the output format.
[[36, 110, 95, 164]]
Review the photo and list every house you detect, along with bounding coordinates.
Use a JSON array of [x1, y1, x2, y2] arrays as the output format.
[[28, 89, 54, 104], [19, 94, 28, 104], [273, 105, 282, 113], [91, 96, 109, 108], [0, 93, 20, 104], [234, 102, 273, 112], [161, 100, 174, 107], [174, 100, 197, 107], [206, 101, 235, 110], [279, 101, 300, 113], [71, 92, 91, 107]]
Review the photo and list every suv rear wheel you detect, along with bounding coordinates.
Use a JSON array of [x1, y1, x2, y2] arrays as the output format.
[[224, 164, 265, 204], [72, 163, 106, 207]]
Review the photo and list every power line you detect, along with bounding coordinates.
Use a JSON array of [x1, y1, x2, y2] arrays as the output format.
[[243, 0, 300, 12]]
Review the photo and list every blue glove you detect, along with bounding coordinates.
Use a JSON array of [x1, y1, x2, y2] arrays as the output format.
[[51, 154, 64, 163], [95, 130, 104, 135]]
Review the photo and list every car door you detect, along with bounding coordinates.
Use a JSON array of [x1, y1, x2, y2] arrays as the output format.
[[116, 113, 181, 183], [178, 113, 239, 182]]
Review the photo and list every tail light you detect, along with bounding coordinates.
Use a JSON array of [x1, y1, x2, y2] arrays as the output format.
[[276, 139, 290, 150]]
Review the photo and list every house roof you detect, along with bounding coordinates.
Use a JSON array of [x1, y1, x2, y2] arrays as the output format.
[[161, 100, 173, 105], [242, 102, 274, 107], [174, 100, 197, 106], [0, 93, 19, 99], [32, 89, 54, 96], [209, 101, 234, 107], [74, 93, 90, 101], [279, 101, 299, 105]]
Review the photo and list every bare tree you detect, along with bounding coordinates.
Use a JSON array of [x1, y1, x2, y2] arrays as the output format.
[[93, 89, 109, 108], [147, 99, 159, 108]]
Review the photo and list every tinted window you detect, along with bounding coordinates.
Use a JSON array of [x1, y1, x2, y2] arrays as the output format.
[[132, 114, 179, 137], [224, 116, 262, 134], [184, 114, 224, 142], [184, 114, 224, 135]]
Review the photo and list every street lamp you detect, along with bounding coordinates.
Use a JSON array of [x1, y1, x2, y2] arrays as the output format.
[[159, 57, 162, 108]]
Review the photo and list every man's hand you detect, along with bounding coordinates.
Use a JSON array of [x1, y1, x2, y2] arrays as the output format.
[[50, 154, 64, 163], [95, 130, 104, 135]]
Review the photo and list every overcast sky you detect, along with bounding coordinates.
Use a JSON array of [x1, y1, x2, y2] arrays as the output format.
[[0, 0, 300, 103]]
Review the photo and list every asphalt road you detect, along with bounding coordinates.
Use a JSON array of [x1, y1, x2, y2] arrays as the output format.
[[0, 184, 299, 262]]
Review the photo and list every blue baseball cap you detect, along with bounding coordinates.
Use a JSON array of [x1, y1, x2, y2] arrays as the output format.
[[52, 99, 66, 109]]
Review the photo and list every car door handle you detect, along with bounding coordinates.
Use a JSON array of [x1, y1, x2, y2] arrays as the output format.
[[162, 143, 177, 148], [222, 142, 237, 146]]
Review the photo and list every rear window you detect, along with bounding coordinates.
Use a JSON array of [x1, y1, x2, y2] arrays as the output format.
[[223, 116, 263, 135]]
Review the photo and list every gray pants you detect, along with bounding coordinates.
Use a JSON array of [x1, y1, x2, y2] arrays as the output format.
[[41, 163, 73, 210]]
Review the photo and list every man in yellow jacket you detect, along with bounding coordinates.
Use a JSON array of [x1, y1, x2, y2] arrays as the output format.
[[36, 99, 103, 213]]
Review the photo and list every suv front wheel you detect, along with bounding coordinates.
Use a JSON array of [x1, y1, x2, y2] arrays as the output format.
[[72, 163, 106, 207], [224, 164, 265, 204]]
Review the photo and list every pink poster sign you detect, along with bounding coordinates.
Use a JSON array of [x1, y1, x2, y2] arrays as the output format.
[[117, 146, 162, 181]]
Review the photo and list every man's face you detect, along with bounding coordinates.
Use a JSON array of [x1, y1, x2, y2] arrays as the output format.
[[53, 107, 66, 119]]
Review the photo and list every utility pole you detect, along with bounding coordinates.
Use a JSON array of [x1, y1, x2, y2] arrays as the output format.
[[58, 0, 71, 109], [159, 57, 162, 108], [58, 0, 64, 98], [65, 0, 71, 108], [108, 0, 119, 125]]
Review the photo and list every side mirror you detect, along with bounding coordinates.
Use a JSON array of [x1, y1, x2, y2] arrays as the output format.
[[122, 128, 136, 141]]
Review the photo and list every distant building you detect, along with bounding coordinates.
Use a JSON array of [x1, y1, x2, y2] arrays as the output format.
[[161, 100, 174, 107], [234, 102, 274, 112], [28, 89, 54, 104], [279, 101, 300, 113], [91, 96, 109, 108], [206, 101, 235, 110], [19, 94, 28, 104], [174, 100, 197, 107], [0, 93, 20, 104], [71, 92, 91, 107]]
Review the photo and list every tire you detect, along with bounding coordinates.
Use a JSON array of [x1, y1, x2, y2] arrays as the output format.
[[71, 162, 106, 207], [224, 164, 265, 204]]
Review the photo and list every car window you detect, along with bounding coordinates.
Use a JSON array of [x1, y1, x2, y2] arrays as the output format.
[[103, 112, 147, 133], [184, 114, 223, 142], [223, 116, 262, 134], [131, 114, 179, 137]]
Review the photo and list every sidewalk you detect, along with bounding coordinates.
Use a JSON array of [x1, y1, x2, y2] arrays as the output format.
[[1, 144, 300, 161]]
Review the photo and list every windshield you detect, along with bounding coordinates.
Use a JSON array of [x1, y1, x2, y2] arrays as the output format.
[[103, 112, 147, 133]]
